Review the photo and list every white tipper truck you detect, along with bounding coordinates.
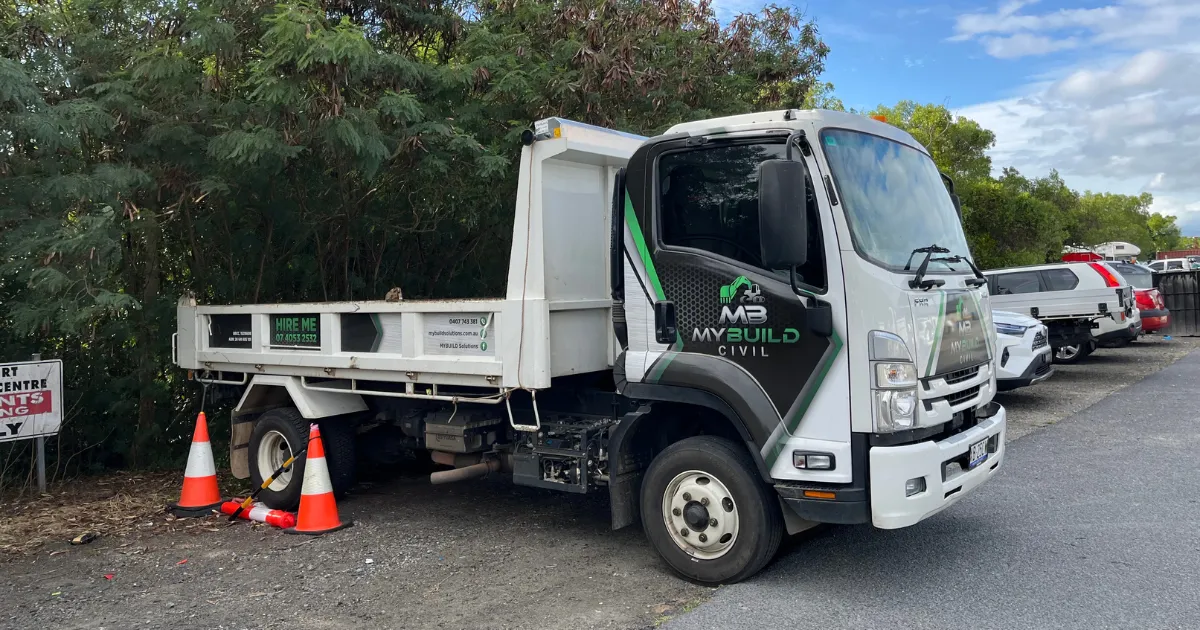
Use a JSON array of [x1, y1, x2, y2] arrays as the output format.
[[175, 110, 1007, 584]]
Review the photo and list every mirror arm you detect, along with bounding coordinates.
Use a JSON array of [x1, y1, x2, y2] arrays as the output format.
[[785, 130, 807, 161]]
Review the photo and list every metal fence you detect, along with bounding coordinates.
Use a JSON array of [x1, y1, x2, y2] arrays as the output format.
[[1154, 270, 1200, 336]]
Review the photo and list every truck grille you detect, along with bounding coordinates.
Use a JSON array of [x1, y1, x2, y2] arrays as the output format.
[[1032, 331, 1048, 350], [945, 385, 981, 407], [943, 366, 980, 385]]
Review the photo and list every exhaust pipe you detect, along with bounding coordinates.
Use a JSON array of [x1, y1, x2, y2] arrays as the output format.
[[430, 459, 502, 485]]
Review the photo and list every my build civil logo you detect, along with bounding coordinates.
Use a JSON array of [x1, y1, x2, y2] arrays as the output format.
[[692, 276, 801, 357]]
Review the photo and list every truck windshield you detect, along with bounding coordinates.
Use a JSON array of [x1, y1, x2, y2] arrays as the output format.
[[821, 128, 973, 273]]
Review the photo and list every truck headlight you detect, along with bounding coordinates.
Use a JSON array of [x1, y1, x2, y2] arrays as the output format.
[[868, 331, 919, 433], [875, 362, 917, 389], [874, 389, 917, 432]]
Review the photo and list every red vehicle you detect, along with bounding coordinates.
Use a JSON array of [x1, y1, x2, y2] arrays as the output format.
[[1107, 262, 1170, 333]]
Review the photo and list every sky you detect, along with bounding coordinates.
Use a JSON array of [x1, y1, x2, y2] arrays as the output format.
[[713, 0, 1200, 236]]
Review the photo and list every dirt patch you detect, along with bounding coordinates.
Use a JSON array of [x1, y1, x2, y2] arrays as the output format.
[[0, 474, 707, 630]]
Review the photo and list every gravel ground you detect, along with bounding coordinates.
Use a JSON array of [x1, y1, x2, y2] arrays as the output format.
[[0, 336, 1195, 630]]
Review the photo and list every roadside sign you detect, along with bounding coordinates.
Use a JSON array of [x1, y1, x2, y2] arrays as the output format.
[[0, 359, 63, 443]]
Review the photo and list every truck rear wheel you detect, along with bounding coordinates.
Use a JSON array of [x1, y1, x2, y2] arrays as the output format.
[[640, 436, 783, 584], [249, 408, 356, 510]]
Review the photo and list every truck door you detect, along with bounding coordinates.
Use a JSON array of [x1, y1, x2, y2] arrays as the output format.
[[618, 136, 844, 468]]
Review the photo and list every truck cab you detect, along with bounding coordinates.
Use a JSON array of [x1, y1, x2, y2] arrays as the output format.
[[613, 110, 1004, 542]]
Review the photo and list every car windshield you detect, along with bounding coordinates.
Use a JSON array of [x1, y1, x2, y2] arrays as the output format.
[[820, 128, 973, 272], [1112, 264, 1153, 288]]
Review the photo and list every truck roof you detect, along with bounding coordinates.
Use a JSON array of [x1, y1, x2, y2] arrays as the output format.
[[662, 109, 928, 155]]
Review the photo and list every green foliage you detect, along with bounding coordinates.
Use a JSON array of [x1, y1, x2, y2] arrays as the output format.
[[870, 101, 996, 181], [959, 178, 1066, 268], [0, 0, 831, 481]]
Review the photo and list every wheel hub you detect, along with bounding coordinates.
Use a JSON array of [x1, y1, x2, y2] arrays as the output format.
[[662, 470, 741, 560], [683, 502, 710, 531], [257, 430, 294, 491]]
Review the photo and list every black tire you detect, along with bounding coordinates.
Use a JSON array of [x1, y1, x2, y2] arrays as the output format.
[[640, 436, 783, 584], [249, 408, 357, 510], [317, 418, 357, 497]]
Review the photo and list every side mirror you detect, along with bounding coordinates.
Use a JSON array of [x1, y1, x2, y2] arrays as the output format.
[[940, 172, 962, 218], [949, 193, 962, 218], [758, 160, 808, 269]]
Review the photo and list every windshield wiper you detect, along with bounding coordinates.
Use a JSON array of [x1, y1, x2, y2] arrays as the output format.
[[933, 254, 988, 287], [906, 244, 949, 290]]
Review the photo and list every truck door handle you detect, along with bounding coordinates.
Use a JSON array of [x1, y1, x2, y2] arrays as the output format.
[[654, 301, 678, 345]]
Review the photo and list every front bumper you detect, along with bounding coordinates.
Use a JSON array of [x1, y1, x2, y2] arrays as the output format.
[[997, 350, 1054, 391], [869, 405, 1006, 529]]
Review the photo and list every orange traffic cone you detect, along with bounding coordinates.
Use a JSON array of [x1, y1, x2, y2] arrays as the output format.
[[168, 411, 223, 517], [285, 424, 352, 535]]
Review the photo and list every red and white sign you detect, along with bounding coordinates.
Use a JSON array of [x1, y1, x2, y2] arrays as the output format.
[[0, 360, 63, 443]]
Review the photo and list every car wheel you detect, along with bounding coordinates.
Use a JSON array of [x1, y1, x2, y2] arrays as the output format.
[[1053, 343, 1092, 364], [640, 436, 783, 584]]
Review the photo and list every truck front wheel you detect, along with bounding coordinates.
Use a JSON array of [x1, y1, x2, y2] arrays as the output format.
[[640, 436, 783, 584], [249, 408, 356, 510]]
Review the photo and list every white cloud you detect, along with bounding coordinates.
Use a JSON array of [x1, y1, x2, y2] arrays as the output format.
[[957, 44, 1200, 235], [951, 1, 1200, 235], [952, 0, 1200, 58], [982, 33, 1080, 59]]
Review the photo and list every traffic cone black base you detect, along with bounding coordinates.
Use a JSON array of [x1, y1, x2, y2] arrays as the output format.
[[167, 501, 223, 518]]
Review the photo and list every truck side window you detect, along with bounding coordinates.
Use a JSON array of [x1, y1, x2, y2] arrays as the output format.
[[1041, 268, 1079, 291], [658, 143, 826, 290], [994, 271, 1042, 295]]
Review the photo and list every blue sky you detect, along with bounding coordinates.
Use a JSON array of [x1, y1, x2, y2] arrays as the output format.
[[715, 0, 1200, 236]]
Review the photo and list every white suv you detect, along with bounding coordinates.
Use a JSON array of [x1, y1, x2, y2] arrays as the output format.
[[993, 311, 1054, 391]]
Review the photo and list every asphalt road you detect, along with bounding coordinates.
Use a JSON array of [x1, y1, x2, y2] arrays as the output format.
[[667, 349, 1200, 630]]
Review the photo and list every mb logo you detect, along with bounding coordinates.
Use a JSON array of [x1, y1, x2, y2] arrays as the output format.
[[718, 276, 767, 325]]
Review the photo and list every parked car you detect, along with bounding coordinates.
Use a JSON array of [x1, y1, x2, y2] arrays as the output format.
[[984, 261, 1136, 364], [1106, 261, 1170, 334], [993, 310, 1054, 391], [1146, 257, 1200, 272]]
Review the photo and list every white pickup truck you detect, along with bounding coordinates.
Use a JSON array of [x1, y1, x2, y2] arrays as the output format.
[[984, 262, 1135, 363], [176, 110, 1007, 584]]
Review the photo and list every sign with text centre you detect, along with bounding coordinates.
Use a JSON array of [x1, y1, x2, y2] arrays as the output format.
[[0, 360, 64, 443]]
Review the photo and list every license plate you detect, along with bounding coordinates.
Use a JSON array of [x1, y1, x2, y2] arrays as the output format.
[[968, 439, 989, 469]]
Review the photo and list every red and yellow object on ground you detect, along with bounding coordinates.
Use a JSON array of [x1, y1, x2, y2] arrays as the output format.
[[168, 411, 224, 517], [285, 424, 352, 535], [220, 500, 296, 529]]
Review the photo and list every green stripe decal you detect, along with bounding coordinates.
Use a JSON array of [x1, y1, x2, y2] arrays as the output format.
[[764, 328, 844, 468], [926, 292, 946, 376], [624, 191, 666, 301], [646, 350, 678, 382]]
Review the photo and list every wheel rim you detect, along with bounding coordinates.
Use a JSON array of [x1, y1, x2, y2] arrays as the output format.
[[662, 470, 741, 560], [1056, 345, 1080, 361], [257, 430, 294, 491]]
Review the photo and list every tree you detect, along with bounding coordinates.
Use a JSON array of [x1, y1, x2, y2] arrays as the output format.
[[0, 0, 832, 479], [959, 178, 1067, 268], [869, 101, 995, 181], [1146, 213, 1183, 253]]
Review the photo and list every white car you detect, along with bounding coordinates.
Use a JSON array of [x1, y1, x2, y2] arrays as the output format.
[[993, 310, 1054, 391], [985, 261, 1137, 364]]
